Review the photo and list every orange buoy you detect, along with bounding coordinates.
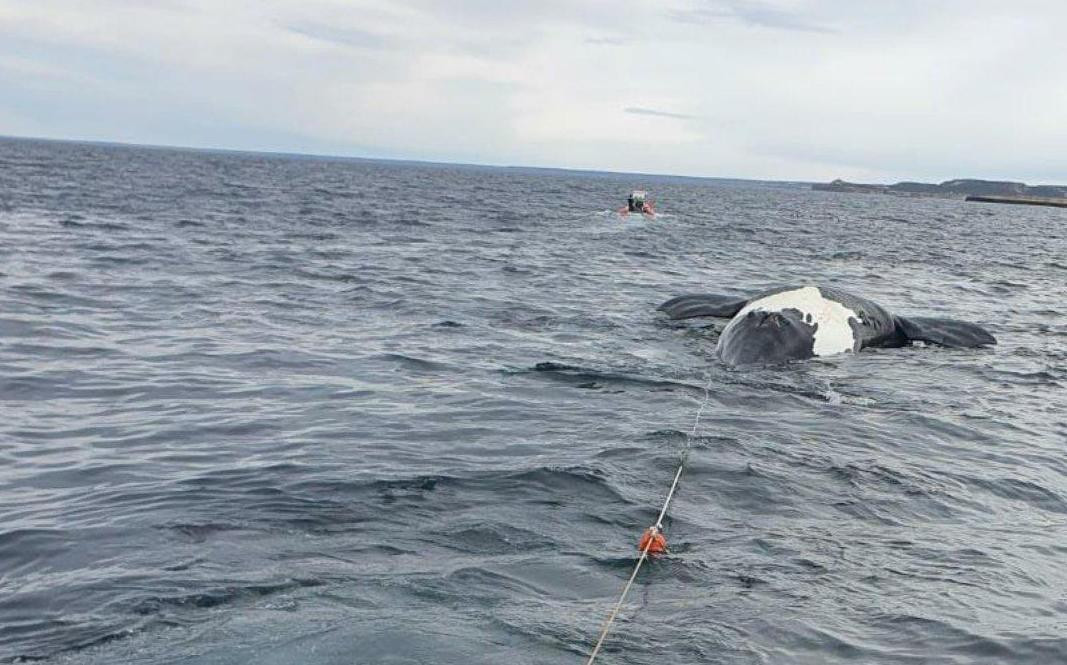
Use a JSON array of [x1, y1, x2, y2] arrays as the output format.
[[637, 526, 668, 555]]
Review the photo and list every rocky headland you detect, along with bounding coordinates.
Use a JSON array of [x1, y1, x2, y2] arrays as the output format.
[[813, 178, 1067, 207]]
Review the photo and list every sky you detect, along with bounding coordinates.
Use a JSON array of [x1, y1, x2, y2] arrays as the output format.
[[1, 0, 1065, 183]]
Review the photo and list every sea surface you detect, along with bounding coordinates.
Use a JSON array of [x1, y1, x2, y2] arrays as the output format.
[[1, 136, 1065, 664]]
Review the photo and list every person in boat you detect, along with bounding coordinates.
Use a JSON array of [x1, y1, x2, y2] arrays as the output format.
[[620, 190, 655, 216]]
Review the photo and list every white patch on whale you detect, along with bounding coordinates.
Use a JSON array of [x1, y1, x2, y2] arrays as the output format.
[[723, 286, 858, 357]]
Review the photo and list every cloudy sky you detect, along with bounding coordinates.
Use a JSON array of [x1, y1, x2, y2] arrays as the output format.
[[1, 0, 1065, 182]]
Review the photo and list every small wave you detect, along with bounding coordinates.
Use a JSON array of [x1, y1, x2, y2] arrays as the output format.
[[375, 352, 456, 373], [292, 267, 365, 283], [129, 578, 323, 616], [157, 521, 248, 543], [521, 361, 704, 392], [45, 270, 80, 281], [829, 250, 864, 260], [59, 218, 131, 231], [962, 476, 1067, 514], [2, 617, 136, 663], [432, 522, 552, 555]]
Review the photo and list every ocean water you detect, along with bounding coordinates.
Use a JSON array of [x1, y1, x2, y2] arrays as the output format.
[[1, 136, 1065, 664]]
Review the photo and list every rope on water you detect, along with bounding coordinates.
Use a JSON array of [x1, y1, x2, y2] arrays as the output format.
[[583, 376, 713, 665]]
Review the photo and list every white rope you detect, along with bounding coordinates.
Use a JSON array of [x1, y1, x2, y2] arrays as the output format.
[[584, 376, 713, 665]]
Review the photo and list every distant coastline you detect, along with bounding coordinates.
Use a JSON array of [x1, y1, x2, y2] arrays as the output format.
[[813, 178, 1067, 208]]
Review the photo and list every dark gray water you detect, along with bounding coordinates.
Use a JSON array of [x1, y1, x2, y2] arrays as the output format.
[[1, 137, 1065, 664]]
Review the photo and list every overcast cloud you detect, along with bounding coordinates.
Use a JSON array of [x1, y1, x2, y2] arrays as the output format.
[[1, 0, 1065, 182]]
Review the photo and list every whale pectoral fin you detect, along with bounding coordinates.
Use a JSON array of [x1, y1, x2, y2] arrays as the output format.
[[658, 294, 749, 320], [894, 315, 997, 348]]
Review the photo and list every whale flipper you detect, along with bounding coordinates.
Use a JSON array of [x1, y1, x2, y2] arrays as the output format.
[[658, 294, 749, 320], [894, 316, 997, 348]]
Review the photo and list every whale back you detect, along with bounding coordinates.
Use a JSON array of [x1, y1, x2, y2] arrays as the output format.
[[814, 286, 900, 349], [715, 286, 900, 365]]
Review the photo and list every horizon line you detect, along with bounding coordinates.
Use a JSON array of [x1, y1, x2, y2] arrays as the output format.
[[1, 133, 1061, 187], [0, 133, 812, 186]]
